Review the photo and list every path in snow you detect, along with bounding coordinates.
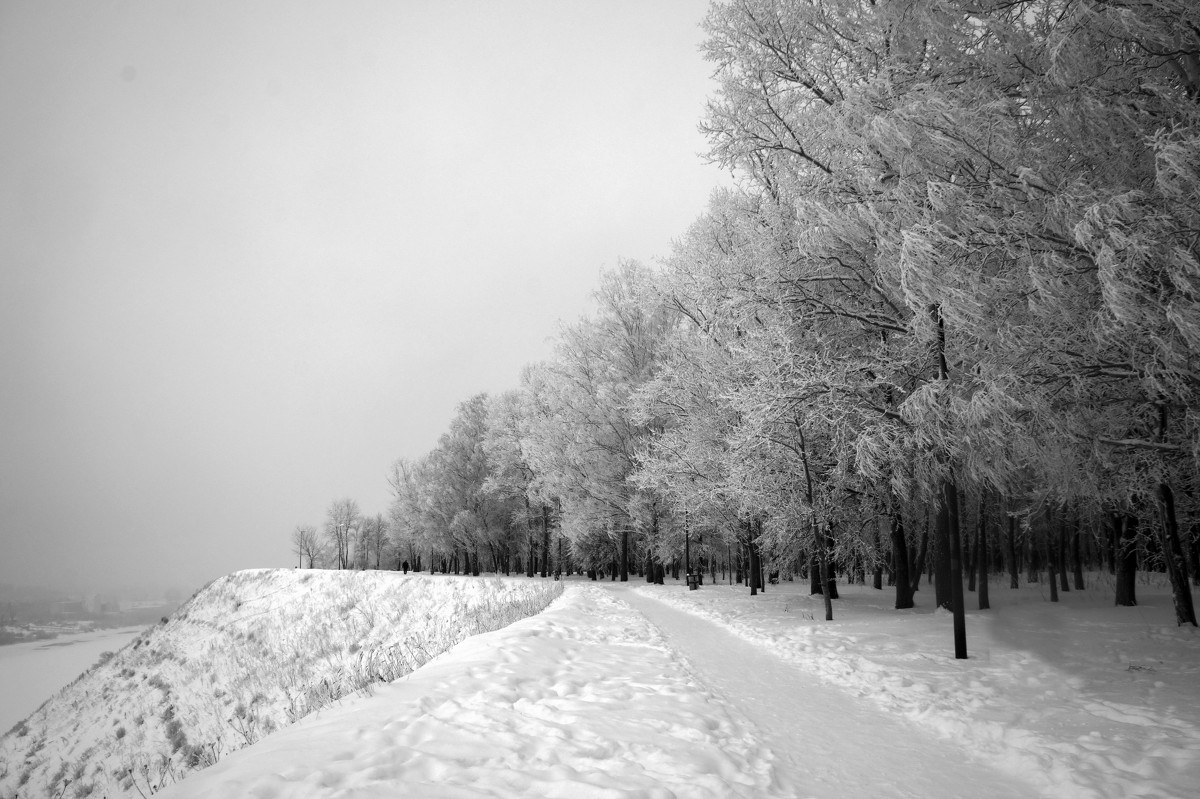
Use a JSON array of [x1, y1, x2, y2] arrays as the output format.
[[608, 583, 1039, 799]]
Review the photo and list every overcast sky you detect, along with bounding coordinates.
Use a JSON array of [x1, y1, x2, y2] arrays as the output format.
[[0, 0, 728, 596]]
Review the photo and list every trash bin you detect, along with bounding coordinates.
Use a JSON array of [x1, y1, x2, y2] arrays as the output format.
[[687, 573, 699, 591]]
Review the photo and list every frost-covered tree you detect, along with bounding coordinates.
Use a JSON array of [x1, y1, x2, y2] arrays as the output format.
[[483, 388, 553, 577], [291, 524, 322, 569], [522, 262, 676, 581], [324, 498, 361, 570]]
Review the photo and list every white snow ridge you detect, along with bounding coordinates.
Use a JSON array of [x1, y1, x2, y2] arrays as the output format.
[[3, 570, 1198, 798]]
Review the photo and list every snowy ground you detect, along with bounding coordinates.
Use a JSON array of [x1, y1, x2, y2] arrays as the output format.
[[159, 572, 1199, 799], [160, 582, 780, 799], [0, 571, 562, 799], [634, 574, 1200, 799], [0, 626, 142, 731]]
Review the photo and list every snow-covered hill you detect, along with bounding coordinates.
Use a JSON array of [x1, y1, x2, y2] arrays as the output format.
[[0, 570, 562, 799], [154, 574, 1200, 799], [5, 569, 1198, 798]]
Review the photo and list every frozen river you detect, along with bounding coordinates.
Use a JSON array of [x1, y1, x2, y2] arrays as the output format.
[[0, 626, 143, 732]]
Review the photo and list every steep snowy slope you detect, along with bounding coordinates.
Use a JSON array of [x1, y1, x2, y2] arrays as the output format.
[[0, 570, 562, 799]]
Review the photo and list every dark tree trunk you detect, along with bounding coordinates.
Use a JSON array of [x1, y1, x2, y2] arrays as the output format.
[[942, 478, 967, 659], [540, 506, 551, 578], [756, 518, 768, 593], [1107, 515, 1118, 574], [1155, 483, 1198, 626], [825, 559, 838, 599], [1007, 514, 1019, 589], [1115, 513, 1138, 607], [1028, 526, 1040, 583], [1046, 520, 1059, 603], [1058, 514, 1071, 593], [684, 517, 691, 579], [810, 553, 822, 595], [526, 514, 536, 578], [1072, 513, 1085, 591], [619, 529, 629, 582], [966, 498, 976, 593], [890, 511, 914, 609], [872, 520, 884, 590], [1188, 520, 1200, 587], [910, 520, 930, 595], [817, 526, 833, 621], [978, 496, 990, 610], [935, 497, 953, 611], [748, 536, 759, 597]]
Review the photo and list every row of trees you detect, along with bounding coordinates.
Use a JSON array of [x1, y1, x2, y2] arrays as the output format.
[[302, 1, 1200, 655], [290, 499, 392, 572]]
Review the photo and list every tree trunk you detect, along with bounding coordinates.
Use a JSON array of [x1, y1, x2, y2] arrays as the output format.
[[825, 555, 837, 599], [965, 496, 976, 593], [942, 478, 967, 659], [1072, 513, 1085, 591], [910, 520, 929, 595], [540, 506, 551, 578], [526, 508, 536, 578], [977, 496, 990, 610], [817, 525, 833, 621], [1058, 513, 1071, 593], [890, 511, 914, 609], [935, 498, 952, 610], [1046, 519, 1059, 603], [748, 536, 759, 597], [1115, 513, 1138, 607], [1107, 515, 1118, 574], [684, 520, 691, 579], [935, 497, 953, 611], [872, 519, 884, 590], [1188, 519, 1200, 587], [1007, 514, 1019, 588], [617, 529, 628, 582], [1155, 483, 1198, 626]]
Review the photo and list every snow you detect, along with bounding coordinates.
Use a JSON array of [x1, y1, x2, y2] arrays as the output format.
[[7, 570, 1199, 799], [160, 573, 1200, 799], [0, 626, 141, 732], [0, 570, 562, 798], [630, 574, 1200, 799], [159, 583, 777, 798], [617, 587, 1031, 799]]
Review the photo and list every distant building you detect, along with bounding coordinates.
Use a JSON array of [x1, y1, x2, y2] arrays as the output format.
[[54, 599, 84, 616]]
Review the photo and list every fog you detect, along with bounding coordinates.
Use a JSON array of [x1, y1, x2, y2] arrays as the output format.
[[0, 627, 143, 730], [0, 0, 727, 596]]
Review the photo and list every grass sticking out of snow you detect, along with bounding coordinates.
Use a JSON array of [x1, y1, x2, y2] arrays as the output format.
[[0, 570, 562, 799]]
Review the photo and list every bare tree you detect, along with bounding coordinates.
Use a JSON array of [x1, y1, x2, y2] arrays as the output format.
[[291, 524, 322, 569], [324, 498, 361, 570]]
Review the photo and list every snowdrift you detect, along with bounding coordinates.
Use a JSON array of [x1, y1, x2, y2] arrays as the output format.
[[0, 569, 562, 799]]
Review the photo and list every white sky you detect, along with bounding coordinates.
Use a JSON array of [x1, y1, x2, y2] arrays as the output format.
[[0, 0, 728, 595]]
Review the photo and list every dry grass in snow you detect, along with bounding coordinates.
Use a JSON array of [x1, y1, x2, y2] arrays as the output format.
[[0, 569, 562, 799]]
